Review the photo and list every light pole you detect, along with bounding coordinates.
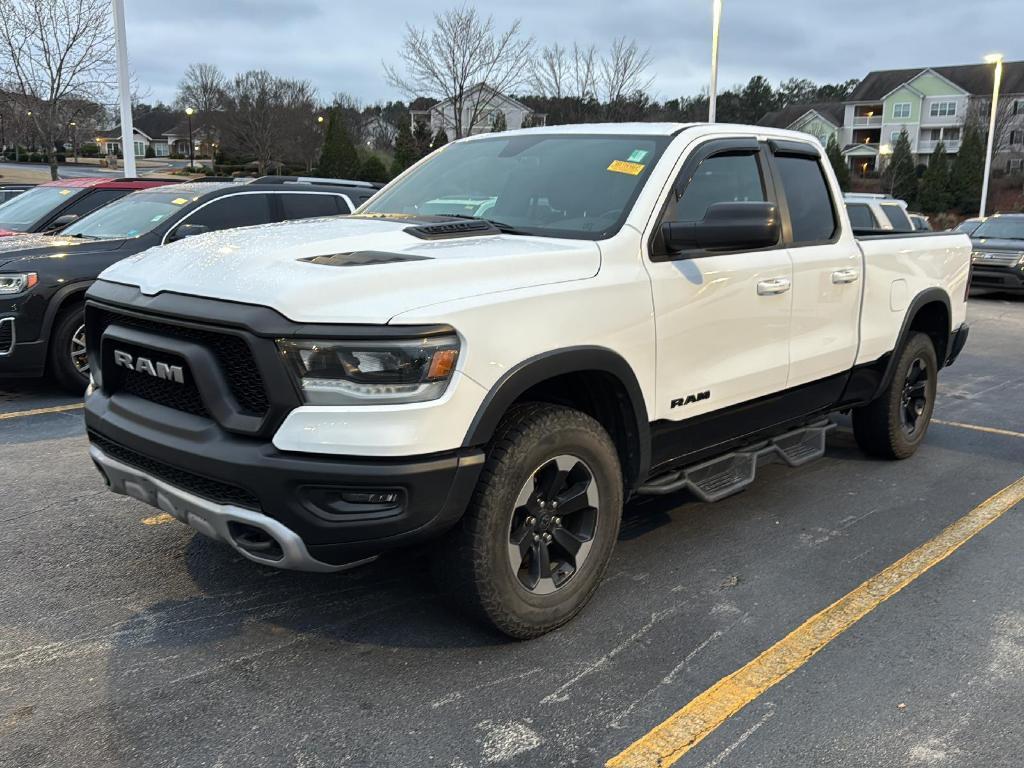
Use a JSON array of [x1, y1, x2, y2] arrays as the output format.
[[708, 0, 723, 122], [112, 0, 136, 177], [185, 107, 195, 170], [979, 53, 1003, 218], [69, 121, 77, 164]]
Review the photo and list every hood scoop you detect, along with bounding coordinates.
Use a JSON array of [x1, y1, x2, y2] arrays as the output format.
[[300, 251, 432, 267], [404, 220, 500, 240]]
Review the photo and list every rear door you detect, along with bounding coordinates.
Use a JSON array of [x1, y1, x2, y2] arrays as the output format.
[[645, 138, 793, 424], [169, 192, 275, 239], [766, 140, 862, 396], [277, 192, 349, 219]]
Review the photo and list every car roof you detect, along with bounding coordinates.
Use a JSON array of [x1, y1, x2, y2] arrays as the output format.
[[38, 176, 177, 190], [129, 180, 361, 200]]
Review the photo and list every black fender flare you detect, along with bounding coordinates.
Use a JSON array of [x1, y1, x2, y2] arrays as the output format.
[[462, 346, 651, 486], [41, 280, 94, 341], [873, 286, 952, 400]]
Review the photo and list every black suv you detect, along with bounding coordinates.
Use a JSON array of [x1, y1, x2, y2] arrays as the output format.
[[968, 213, 1024, 295], [0, 177, 379, 391]]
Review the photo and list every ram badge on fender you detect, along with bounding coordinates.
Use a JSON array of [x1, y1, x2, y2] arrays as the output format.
[[82, 123, 970, 639]]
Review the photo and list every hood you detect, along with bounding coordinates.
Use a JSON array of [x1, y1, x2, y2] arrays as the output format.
[[0, 237, 127, 269], [970, 237, 1024, 253], [99, 217, 602, 324]]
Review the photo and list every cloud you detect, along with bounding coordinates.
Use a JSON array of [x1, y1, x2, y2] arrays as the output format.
[[124, 0, 1017, 107]]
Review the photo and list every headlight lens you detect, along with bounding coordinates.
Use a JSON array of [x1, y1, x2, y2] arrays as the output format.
[[0, 272, 37, 295], [277, 335, 460, 406]]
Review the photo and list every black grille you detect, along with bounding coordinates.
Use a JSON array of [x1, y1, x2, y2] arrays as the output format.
[[0, 318, 12, 354], [96, 310, 269, 416], [121, 368, 209, 417], [89, 430, 260, 510]]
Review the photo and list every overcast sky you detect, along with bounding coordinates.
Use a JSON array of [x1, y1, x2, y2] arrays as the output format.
[[126, 0, 1019, 107]]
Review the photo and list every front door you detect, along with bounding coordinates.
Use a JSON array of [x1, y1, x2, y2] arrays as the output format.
[[644, 138, 793, 462]]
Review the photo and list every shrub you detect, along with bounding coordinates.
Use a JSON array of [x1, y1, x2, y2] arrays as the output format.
[[79, 143, 99, 157]]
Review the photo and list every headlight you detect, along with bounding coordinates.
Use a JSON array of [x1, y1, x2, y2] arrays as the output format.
[[0, 272, 37, 295], [277, 335, 460, 406]]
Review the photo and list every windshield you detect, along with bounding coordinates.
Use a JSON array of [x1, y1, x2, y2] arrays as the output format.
[[973, 217, 1024, 240], [62, 191, 188, 240], [361, 134, 672, 240], [0, 186, 82, 231]]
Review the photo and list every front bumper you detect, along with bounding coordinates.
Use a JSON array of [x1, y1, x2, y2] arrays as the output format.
[[970, 266, 1024, 293], [0, 316, 47, 377], [85, 392, 485, 568]]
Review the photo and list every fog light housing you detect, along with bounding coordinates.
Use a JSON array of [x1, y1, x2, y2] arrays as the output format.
[[301, 486, 406, 522]]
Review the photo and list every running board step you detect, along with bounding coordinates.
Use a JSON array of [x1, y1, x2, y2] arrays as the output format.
[[637, 420, 835, 503]]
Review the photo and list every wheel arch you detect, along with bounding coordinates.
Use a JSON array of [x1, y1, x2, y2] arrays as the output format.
[[462, 347, 651, 491], [875, 287, 951, 399], [42, 280, 94, 340]]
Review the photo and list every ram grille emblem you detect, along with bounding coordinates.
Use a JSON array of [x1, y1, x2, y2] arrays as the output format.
[[113, 349, 184, 384]]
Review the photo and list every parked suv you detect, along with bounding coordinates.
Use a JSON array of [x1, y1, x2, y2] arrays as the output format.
[[968, 212, 1024, 294], [0, 177, 374, 391], [85, 124, 970, 637], [0, 177, 175, 237], [844, 193, 914, 233]]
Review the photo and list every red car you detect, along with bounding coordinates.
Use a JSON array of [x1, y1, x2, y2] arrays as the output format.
[[0, 176, 176, 237]]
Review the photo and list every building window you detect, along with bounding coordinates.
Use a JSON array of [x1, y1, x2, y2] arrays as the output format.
[[133, 141, 145, 157], [892, 103, 911, 119], [890, 129, 903, 143], [1010, 130, 1022, 145], [1008, 158, 1023, 173], [944, 127, 961, 142], [929, 101, 957, 117], [1014, 100, 1023, 116]]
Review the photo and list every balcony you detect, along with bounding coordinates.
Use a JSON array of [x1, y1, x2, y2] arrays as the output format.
[[852, 115, 882, 127], [918, 139, 961, 153]]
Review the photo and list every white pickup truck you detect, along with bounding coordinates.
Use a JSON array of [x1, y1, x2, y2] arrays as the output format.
[[84, 123, 971, 638]]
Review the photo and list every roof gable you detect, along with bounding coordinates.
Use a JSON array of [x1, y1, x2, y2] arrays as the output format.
[[850, 61, 1024, 101]]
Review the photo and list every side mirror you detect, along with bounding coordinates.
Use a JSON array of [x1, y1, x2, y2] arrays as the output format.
[[166, 223, 209, 243], [662, 201, 780, 254], [45, 213, 79, 232]]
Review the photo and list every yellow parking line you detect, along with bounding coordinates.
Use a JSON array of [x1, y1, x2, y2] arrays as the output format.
[[606, 475, 1024, 768], [932, 419, 1024, 440], [0, 402, 84, 420], [142, 513, 176, 526]]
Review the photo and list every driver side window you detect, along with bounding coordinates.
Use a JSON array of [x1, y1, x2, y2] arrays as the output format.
[[669, 153, 765, 223]]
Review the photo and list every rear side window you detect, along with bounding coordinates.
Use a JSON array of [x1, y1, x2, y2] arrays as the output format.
[[279, 193, 345, 220], [57, 188, 127, 219], [672, 153, 765, 222], [845, 203, 877, 230], [187, 193, 274, 231], [880, 203, 913, 233], [773, 155, 837, 243]]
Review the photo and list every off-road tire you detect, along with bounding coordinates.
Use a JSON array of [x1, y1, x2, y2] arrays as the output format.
[[852, 331, 938, 459], [433, 403, 623, 639]]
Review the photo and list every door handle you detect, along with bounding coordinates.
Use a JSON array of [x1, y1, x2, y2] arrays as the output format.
[[757, 277, 792, 295], [831, 268, 860, 284]]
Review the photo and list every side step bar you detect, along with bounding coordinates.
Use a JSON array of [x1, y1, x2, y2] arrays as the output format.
[[637, 420, 835, 503]]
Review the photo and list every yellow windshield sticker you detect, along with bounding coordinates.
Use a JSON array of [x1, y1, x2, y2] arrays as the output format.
[[171, 197, 188, 205], [58, 189, 72, 195], [607, 160, 645, 176]]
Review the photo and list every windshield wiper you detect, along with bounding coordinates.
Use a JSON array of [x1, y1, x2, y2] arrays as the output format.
[[65, 233, 100, 239], [430, 214, 531, 236]]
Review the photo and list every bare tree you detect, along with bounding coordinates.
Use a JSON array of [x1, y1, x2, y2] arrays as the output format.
[[0, 0, 115, 179], [530, 43, 597, 102], [223, 70, 289, 175], [277, 80, 322, 173], [599, 37, 653, 104], [175, 63, 227, 114], [966, 96, 1024, 168], [384, 6, 533, 138]]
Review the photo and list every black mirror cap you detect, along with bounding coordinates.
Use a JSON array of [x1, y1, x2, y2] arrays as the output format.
[[167, 223, 210, 243], [662, 201, 780, 254], [46, 213, 79, 232]]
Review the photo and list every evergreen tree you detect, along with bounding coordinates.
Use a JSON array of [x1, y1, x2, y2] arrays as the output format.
[[825, 134, 850, 192], [359, 154, 389, 183], [884, 129, 918, 205], [432, 128, 449, 149], [392, 121, 417, 172], [918, 143, 952, 214], [491, 111, 507, 132], [412, 120, 432, 159], [951, 124, 984, 213], [318, 109, 360, 179]]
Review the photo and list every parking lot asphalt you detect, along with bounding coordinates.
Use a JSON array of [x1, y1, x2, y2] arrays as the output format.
[[1, 296, 1022, 768]]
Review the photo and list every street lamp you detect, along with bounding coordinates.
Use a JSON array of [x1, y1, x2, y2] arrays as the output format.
[[708, 0, 723, 122], [979, 53, 1004, 218], [185, 106, 195, 169], [69, 121, 77, 164]]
